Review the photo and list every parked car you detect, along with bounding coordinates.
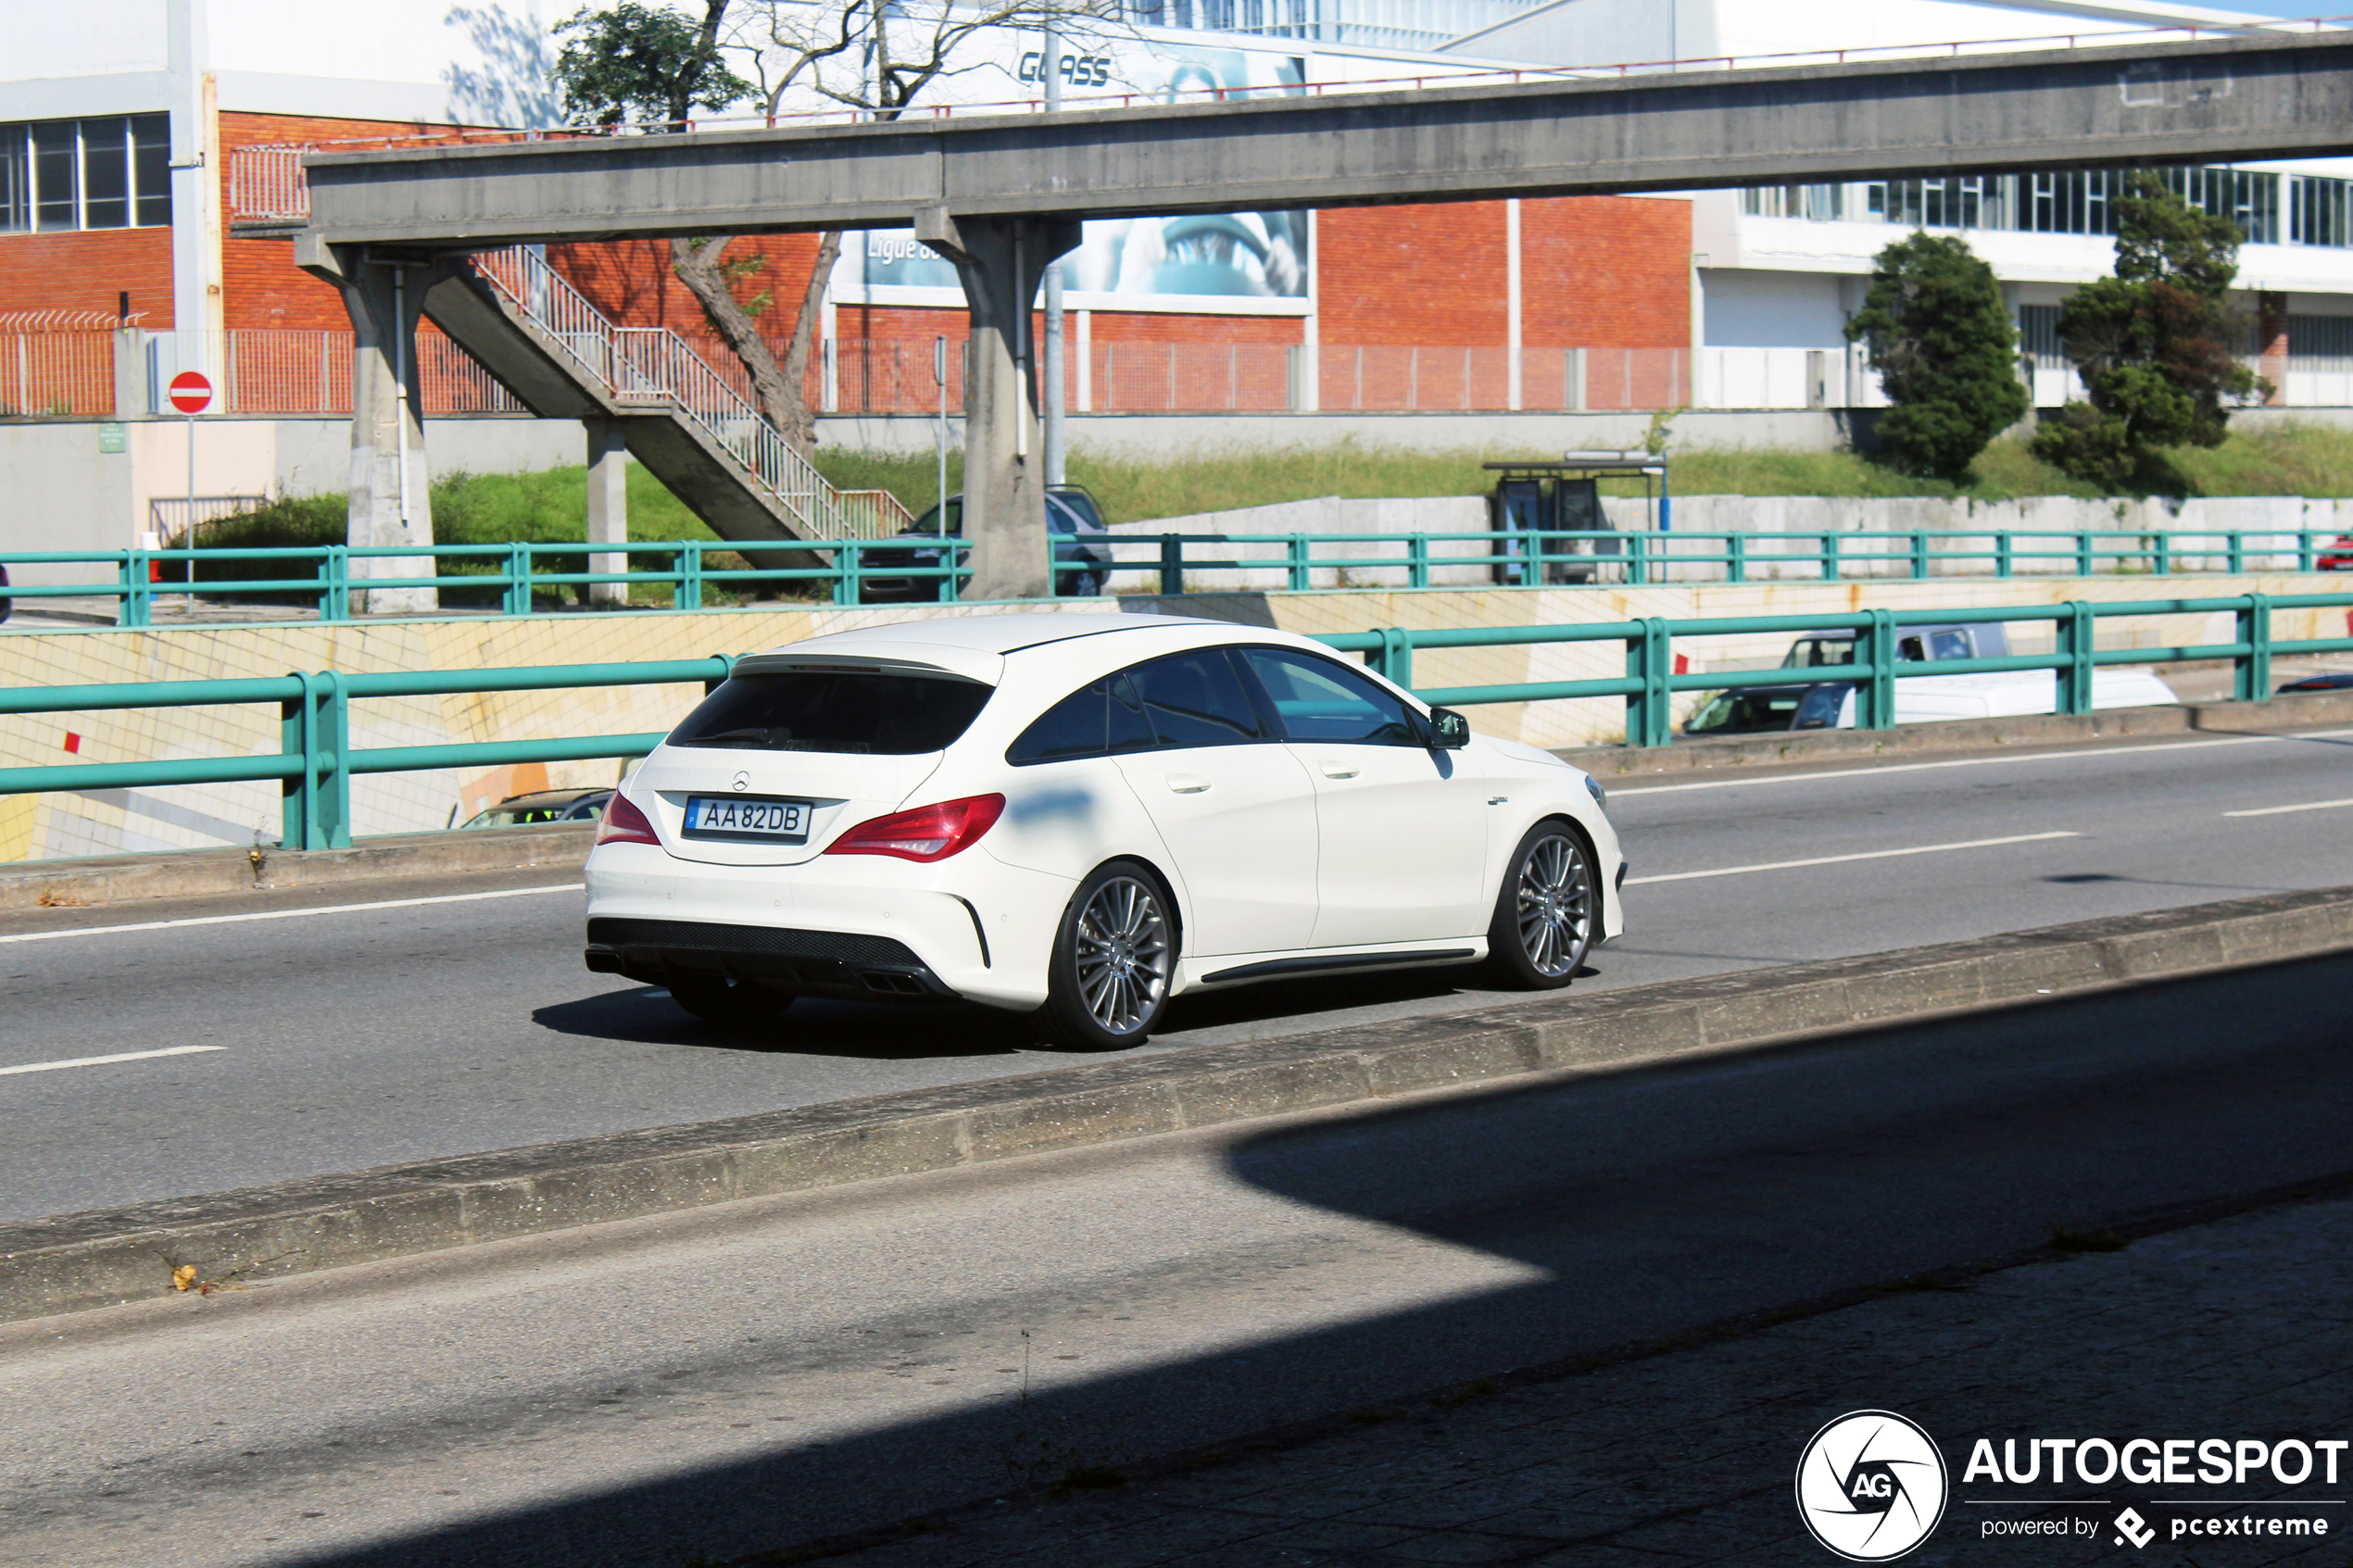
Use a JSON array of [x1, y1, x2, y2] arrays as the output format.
[[0, 562, 10, 623], [1686, 668, 2179, 736], [583, 612, 1625, 1049], [1780, 621, 2012, 670], [2318, 536, 2353, 571], [856, 486, 1113, 603], [2277, 671, 2353, 693], [459, 787, 614, 829]]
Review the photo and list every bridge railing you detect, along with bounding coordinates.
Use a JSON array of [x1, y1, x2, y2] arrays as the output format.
[[4, 529, 2348, 626], [6, 595, 2353, 859]]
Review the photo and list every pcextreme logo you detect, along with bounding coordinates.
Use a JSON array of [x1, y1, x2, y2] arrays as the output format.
[[1796, 1411, 1951, 1562]]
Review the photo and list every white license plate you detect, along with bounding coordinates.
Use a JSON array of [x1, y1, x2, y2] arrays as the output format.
[[683, 796, 811, 843]]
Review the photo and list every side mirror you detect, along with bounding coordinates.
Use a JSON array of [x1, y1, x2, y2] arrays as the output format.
[[1428, 707, 1471, 749]]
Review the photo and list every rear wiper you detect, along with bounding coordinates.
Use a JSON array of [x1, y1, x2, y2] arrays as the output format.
[[688, 727, 785, 747]]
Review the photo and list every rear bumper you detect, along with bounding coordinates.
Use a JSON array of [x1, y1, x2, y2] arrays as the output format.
[[584, 839, 1069, 1010], [585, 916, 955, 1002]]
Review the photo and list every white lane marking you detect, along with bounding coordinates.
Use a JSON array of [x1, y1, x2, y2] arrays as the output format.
[[1610, 729, 2353, 797], [0, 1046, 226, 1077], [2224, 797, 2353, 818], [1627, 831, 2081, 885], [0, 884, 585, 946]]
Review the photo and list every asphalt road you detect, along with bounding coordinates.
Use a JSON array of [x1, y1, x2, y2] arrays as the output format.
[[4, 722, 2352, 1221], [3, 950, 2348, 1568]]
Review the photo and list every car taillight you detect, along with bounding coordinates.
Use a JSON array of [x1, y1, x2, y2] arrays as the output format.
[[595, 792, 661, 847], [824, 794, 1003, 862]]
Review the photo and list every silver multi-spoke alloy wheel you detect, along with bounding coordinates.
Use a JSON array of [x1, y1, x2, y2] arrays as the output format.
[[1513, 831, 1592, 980], [1073, 873, 1172, 1034]]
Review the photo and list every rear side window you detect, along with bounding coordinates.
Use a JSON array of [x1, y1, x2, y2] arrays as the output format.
[[1007, 673, 1153, 765], [1129, 650, 1263, 748], [1240, 647, 1420, 746], [1783, 637, 1857, 669], [670, 672, 991, 755]]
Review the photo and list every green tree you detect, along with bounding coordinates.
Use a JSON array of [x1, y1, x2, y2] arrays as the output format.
[[2031, 172, 2266, 495], [550, 2, 750, 131], [1844, 232, 2028, 483]]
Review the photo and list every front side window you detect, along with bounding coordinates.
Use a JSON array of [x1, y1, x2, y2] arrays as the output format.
[[669, 671, 991, 755], [1128, 649, 1263, 748], [1240, 646, 1420, 746]]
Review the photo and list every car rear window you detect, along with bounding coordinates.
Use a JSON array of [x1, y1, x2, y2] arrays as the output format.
[[669, 672, 991, 755]]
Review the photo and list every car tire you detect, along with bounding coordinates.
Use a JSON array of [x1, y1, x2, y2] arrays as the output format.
[[1032, 859, 1175, 1050], [1479, 819, 1597, 991], [666, 974, 794, 1025]]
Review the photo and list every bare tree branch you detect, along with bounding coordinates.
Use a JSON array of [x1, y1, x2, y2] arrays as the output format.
[[641, 0, 1133, 461]]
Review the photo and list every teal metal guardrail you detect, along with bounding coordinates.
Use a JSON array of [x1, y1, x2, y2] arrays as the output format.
[[5, 593, 2351, 855], [0, 658, 733, 850], [1324, 593, 2353, 746], [3, 527, 2348, 627]]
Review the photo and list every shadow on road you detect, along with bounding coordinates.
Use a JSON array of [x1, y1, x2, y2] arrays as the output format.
[[526, 963, 1567, 1060], [288, 953, 2353, 1568]]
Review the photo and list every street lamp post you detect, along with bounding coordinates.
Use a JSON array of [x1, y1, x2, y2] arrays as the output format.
[[1041, 19, 1066, 489]]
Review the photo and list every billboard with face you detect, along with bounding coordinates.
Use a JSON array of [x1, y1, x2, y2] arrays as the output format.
[[836, 41, 1311, 308]]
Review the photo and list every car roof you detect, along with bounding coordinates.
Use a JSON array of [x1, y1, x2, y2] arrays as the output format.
[[492, 787, 610, 809], [733, 611, 1339, 685]]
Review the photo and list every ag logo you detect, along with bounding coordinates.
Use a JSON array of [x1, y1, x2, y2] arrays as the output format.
[[1795, 1411, 1948, 1561]]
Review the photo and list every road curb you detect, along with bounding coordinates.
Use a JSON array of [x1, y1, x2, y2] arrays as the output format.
[[0, 824, 595, 911], [1563, 689, 2353, 779], [6, 884, 2350, 1325]]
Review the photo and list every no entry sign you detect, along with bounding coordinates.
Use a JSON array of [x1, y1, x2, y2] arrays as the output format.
[[167, 370, 213, 415]]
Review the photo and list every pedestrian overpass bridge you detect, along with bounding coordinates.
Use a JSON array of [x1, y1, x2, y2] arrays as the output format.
[[292, 29, 2353, 600]]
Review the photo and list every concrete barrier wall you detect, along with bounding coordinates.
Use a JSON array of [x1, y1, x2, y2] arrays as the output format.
[[6, 577, 2347, 864]]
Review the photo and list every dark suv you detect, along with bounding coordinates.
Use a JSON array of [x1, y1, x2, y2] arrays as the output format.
[[856, 486, 1114, 604]]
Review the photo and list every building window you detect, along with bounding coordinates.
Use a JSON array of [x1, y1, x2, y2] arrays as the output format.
[[2161, 166, 2276, 245], [0, 114, 171, 235], [1743, 183, 1843, 220], [1868, 176, 2006, 231], [2287, 314, 2353, 368], [2018, 304, 2068, 370], [2290, 176, 2352, 248], [2022, 170, 2120, 235], [1752, 166, 2323, 244]]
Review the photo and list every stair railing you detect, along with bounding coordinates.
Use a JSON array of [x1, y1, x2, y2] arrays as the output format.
[[472, 248, 904, 540]]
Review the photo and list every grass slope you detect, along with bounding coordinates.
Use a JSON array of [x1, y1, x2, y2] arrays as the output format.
[[195, 424, 2353, 590]]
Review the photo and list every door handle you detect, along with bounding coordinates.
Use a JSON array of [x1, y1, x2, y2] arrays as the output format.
[[1165, 774, 1211, 794], [1318, 760, 1361, 779]]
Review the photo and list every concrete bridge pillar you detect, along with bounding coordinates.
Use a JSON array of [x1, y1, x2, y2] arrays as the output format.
[[585, 417, 629, 606], [309, 246, 450, 615], [915, 210, 1080, 602]]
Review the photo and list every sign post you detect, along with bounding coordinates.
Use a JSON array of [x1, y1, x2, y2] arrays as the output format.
[[167, 370, 212, 606]]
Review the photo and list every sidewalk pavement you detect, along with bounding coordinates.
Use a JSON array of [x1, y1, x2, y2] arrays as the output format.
[[808, 1192, 2353, 1568]]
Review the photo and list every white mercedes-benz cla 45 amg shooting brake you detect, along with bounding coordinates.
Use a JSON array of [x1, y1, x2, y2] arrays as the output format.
[[584, 612, 1626, 1050]]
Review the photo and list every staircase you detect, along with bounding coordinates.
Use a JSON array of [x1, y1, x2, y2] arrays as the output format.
[[422, 247, 910, 544]]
